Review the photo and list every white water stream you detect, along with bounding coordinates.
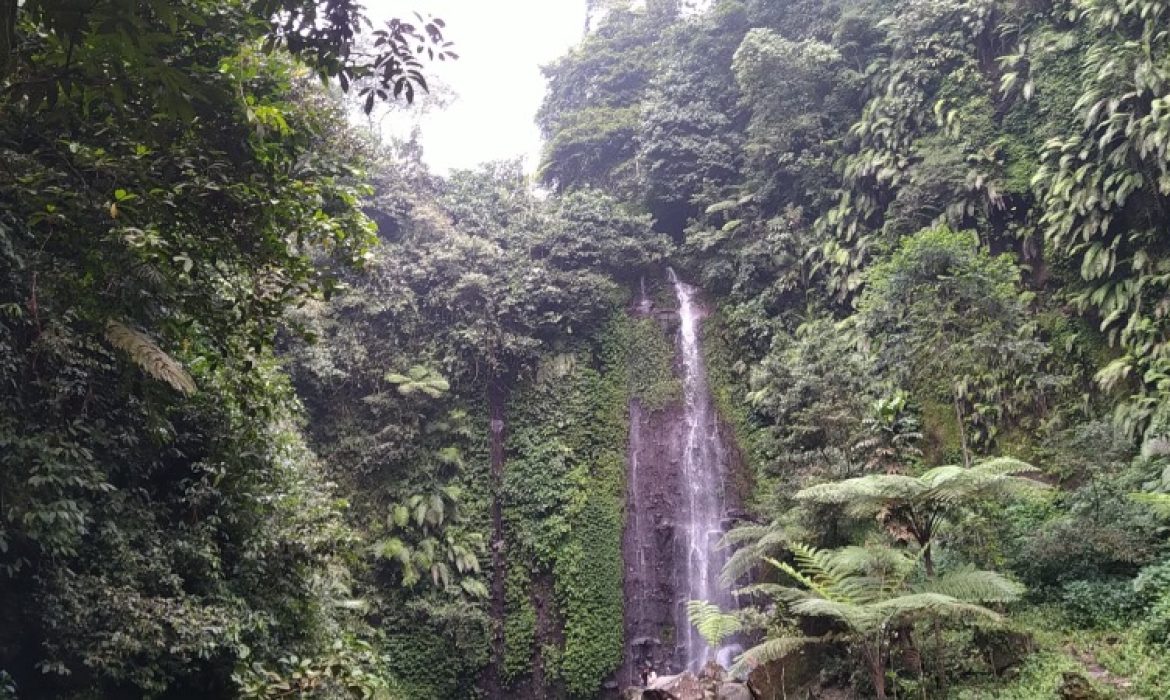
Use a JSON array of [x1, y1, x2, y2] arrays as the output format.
[[667, 269, 735, 671]]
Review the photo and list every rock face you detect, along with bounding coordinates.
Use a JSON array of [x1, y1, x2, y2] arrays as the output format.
[[620, 398, 688, 686]]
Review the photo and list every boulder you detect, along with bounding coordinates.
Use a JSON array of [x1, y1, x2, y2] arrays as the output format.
[[647, 671, 704, 700], [746, 644, 822, 700], [716, 681, 754, 700], [629, 664, 758, 700]]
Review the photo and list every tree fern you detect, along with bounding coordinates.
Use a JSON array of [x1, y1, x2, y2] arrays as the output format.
[[795, 457, 1043, 573], [104, 320, 196, 395], [730, 543, 1023, 695]]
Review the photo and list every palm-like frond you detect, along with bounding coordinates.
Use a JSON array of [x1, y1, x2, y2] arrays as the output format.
[[719, 520, 791, 585], [922, 457, 1044, 504], [104, 320, 197, 395], [871, 593, 1003, 624], [914, 567, 1023, 603], [760, 544, 1015, 636], [729, 635, 826, 677], [791, 597, 880, 631], [796, 474, 929, 508], [798, 457, 1043, 519], [734, 581, 803, 599], [385, 364, 449, 398], [687, 600, 742, 648]]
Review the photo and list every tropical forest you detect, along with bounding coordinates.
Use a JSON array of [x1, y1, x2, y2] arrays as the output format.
[[4, 0, 1170, 697]]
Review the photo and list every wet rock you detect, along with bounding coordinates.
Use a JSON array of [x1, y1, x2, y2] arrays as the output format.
[[648, 671, 704, 700], [716, 682, 754, 700], [699, 660, 726, 683], [627, 667, 757, 700]]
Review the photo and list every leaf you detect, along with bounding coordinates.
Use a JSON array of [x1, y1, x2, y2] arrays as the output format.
[[104, 321, 196, 395]]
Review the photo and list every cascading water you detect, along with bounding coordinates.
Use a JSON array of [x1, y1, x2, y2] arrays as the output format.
[[667, 268, 736, 671], [619, 271, 740, 685]]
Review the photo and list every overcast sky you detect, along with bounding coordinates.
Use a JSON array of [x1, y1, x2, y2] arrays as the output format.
[[363, 1, 589, 174]]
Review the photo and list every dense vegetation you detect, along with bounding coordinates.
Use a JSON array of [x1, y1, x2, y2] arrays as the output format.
[[4, 0, 1170, 698]]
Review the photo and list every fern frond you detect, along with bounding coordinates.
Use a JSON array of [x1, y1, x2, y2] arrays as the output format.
[[719, 522, 791, 585], [915, 567, 1024, 603], [729, 636, 823, 677], [461, 578, 489, 598], [385, 364, 449, 398], [790, 598, 878, 630], [874, 592, 1004, 625], [970, 456, 1040, 477], [687, 600, 742, 648], [768, 549, 840, 601], [796, 474, 928, 507], [734, 582, 804, 599], [104, 320, 196, 395]]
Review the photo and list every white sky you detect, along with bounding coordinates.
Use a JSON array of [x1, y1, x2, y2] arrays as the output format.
[[363, 1, 589, 174]]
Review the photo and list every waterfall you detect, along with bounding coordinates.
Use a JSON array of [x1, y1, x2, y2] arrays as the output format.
[[619, 271, 739, 684], [667, 268, 735, 671]]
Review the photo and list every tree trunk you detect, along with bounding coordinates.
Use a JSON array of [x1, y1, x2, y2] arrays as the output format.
[[865, 644, 888, 700], [952, 389, 971, 468]]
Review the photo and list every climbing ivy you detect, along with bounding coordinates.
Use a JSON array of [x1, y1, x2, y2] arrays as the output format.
[[496, 312, 655, 697]]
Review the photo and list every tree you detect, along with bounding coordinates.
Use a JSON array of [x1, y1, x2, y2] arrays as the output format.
[[0, 19, 400, 697], [795, 457, 1042, 576], [3, 0, 455, 118], [733, 544, 1022, 700], [858, 226, 1045, 463]]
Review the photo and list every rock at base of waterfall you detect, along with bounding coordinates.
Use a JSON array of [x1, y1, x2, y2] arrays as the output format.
[[716, 682, 754, 700], [623, 667, 756, 700]]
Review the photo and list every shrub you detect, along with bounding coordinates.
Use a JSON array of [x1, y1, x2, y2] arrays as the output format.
[[1058, 579, 1141, 629]]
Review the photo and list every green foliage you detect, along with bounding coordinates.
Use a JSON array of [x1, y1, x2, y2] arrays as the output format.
[[504, 322, 630, 697], [859, 226, 1047, 454], [1031, 0, 1170, 438], [621, 317, 681, 410], [797, 456, 1043, 574], [1139, 593, 1170, 648], [0, 16, 398, 690], [235, 636, 397, 700], [687, 600, 743, 649], [503, 566, 538, 682], [1058, 579, 1141, 630], [4, 0, 452, 118]]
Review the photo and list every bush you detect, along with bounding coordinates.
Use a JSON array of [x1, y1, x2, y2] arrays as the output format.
[[1140, 594, 1170, 648], [1058, 579, 1141, 629], [1133, 560, 1170, 606]]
